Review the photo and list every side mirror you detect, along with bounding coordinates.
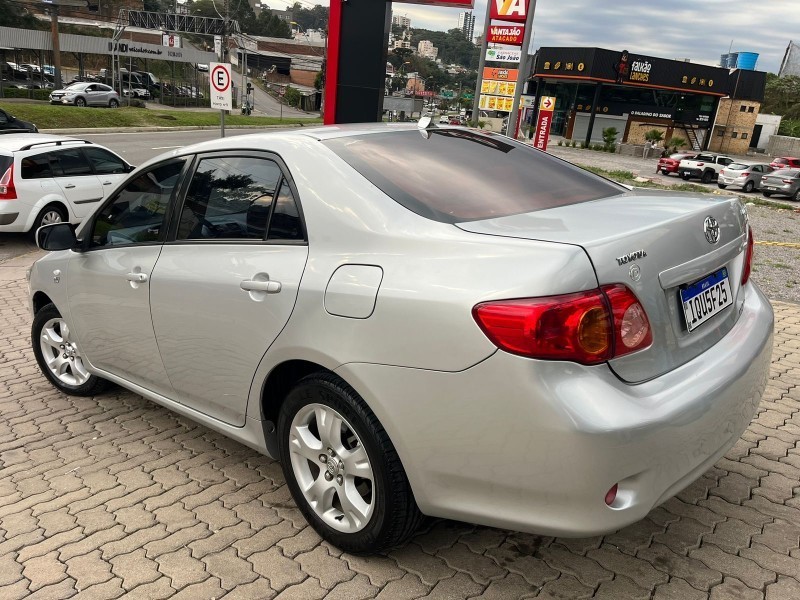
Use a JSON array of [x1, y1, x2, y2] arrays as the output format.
[[37, 223, 78, 251], [126, 164, 136, 173]]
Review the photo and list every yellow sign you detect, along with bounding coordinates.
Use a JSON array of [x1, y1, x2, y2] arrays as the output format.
[[539, 96, 556, 111], [478, 94, 515, 112], [480, 80, 517, 97]]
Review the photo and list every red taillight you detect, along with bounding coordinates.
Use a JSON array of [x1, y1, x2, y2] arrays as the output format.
[[719, 170, 725, 176], [741, 227, 754, 285], [605, 484, 618, 506], [472, 285, 651, 365], [0, 164, 16, 200], [741, 172, 750, 177], [782, 179, 794, 184]]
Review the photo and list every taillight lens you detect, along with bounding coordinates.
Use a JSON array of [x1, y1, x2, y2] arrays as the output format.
[[741, 227, 754, 285], [741, 172, 750, 177], [782, 179, 793, 184], [473, 285, 651, 365], [0, 164, 16, 200]]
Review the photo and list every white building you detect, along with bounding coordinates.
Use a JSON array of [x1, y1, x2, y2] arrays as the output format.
[[393, 40, 411, 50], [458, 11, 475, 42], [417, 40, 438, 61], [392, 14, 411, 30]]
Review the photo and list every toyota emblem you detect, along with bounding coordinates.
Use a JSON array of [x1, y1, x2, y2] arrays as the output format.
[[704, 216, 720, 245]]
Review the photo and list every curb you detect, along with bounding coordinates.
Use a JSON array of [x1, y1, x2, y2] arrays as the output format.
[[38, 123, 311, 134]]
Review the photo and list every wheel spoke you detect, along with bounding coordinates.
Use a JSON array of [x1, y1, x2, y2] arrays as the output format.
[[289, 425, 323, 463], [59, 321, 71, 342], [315, 406, 343, 451], [341, 444, 373, 481], [70, 358, 91, 385], [338, 481, 371, 530], [45, 352, 66, 372], [304, 473, 335, 511], [40, 328, 62, 351]]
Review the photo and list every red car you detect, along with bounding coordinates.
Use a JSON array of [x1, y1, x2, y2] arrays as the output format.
[[769, 157, 800, 170], [658, 152, 697, 176]]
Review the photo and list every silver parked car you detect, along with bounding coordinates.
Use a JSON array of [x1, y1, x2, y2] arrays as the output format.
[[717, 162, 773, 193], [28, 124, 773, 553], [760, 168, 800, 200], [50, 82, 120, 108]]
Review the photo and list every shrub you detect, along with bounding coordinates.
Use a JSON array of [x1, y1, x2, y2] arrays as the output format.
[[571, 140, 577, 148], [283, 86, 301, 108], [557, 140, 563, 146], [644, 129, 665, 143], [602, 127, 619, 151]]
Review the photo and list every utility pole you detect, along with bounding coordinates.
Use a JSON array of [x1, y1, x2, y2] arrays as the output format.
[[471, 6, 492, 122], [506, 1, 537, 139], [49, 6, 62, 90], [221, 0, 229, 138]]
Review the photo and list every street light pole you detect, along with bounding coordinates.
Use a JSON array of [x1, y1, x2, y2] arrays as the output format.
[[507, 1, 538, 139]]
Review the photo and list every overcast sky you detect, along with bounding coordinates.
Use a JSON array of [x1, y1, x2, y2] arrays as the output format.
[[270, 0, 797, 74]]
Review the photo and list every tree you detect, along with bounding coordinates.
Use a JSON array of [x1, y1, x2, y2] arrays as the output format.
[[0, 0, 40, 28], [602, 127, 619, 150], [644, 129, 665, 143], [253, 10, 292, 38], [284, 85, 301, 108]]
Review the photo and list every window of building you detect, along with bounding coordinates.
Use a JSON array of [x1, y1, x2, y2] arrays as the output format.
[[742, 133, 748, 140], [717, 130, 725, 137], [740, 105, 747, 112], [731, 132, 739, 139], [748, 106, 755, 113]]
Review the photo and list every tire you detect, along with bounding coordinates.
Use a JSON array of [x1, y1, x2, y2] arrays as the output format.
[[278, 373, 422, 553], [763, 192, 772, 198], [718, 184, 726, 189], [29, 204, 67, 238], [75, 97, 86, 107], [701, 170, 714, 184], [109, 98, 119, 108], [793, 189, 800, 202], [31, 303, 109, 396], [743, 181, 755, 193], [681, 172, 691, 180]]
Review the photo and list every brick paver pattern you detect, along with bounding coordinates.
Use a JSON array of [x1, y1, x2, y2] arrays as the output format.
[[2, 251, 800, 600]]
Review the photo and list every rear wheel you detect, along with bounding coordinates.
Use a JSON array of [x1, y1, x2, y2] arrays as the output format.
[[681, 172, 691, 180], [743, 181, 755, 193], [793, 189, 800, 202], [32, 304, 109, 396], [109, 98, 119, 108], [701, 170, 714, 184], [75, 97, 86, 107], [29, 204, 67, 238], [763, 192, 772, 198], [718, 184, 726, 189], [277, 373, 422, 553]]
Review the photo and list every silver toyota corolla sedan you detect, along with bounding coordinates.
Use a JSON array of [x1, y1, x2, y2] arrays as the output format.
[[28, 123, 773, 553]]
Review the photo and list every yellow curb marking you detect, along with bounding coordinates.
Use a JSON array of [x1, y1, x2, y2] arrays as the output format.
[[755, 241, 800, 248]]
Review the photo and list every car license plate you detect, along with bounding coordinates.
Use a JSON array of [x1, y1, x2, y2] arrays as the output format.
[[680, 268, 732, 332]]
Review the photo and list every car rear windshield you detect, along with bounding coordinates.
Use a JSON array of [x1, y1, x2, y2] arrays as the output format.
[[323, 129, 624, 223], [728, 163, 749, 170], [0, 155, 12, 175]]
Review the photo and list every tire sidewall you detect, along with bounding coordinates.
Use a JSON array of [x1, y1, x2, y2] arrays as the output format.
[[277, 377, 394, 553]]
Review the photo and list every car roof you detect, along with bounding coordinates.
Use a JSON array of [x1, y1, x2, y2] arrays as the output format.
[[0, 134, 84, 153]]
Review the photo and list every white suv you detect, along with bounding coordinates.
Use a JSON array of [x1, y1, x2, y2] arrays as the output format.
[[0, 134, 133, 235]]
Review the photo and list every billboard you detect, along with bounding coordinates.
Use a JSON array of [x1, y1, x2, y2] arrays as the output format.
[[487, 24, 524, 46], [489, 0, 529, 23], [479, 94, 515, 112], [480, 79, 517, 97], [483, 67, 519, 81], [486, 48, 521, 63]]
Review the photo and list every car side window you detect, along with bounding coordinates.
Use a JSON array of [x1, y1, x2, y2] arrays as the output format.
[[20, 152, 57, 179], [176, 156, 282, 241], [0, 111, 7, 125], [83, 147, 126, 175], [89, 160, 185, 248], [268, 179, 304, 241], [54, 148, 93, 177]]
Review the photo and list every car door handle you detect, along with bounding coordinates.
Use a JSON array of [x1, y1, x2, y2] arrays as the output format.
[[126, 272, 148, 283], [63, 183, 76, 189], [240, 279, 281, 293], [102, 181, 113, 185]]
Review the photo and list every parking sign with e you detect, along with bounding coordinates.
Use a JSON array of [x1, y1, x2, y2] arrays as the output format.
[[210, 62, 232, 110]]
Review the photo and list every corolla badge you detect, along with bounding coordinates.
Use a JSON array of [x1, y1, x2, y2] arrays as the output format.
[[704, 216, 720, 245], [616, 249, 647, 266]]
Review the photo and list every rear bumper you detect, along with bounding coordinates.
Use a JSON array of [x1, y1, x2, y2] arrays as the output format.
[[337, 283, 773, 536], [678, 168, 702, 178]]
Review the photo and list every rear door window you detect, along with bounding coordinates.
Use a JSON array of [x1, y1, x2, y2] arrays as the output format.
[[53, 148, 93, 177], [83, 147, 127, 175], [20, 152, 58, 179], [324, 129, 623, 223]]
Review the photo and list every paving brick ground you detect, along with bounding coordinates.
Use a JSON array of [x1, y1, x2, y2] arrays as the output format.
[[1, 250, 799, 599]]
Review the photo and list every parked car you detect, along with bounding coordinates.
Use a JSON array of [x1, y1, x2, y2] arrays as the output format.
[[678, 153, 734, 183], [760, 168, 800, 200], [438, 114, 450, 124], [0, 134, 133, 234], [717, 163, 773, 193], [768, 157, 800, 171], [0, 108, 38, 133], [196, 63, 209, 72], [122, 86, 150, 100], [50, 82, 120, 107], [19, 63, 41, 73], [657, 152, 696, 176], [28, 124, 772, 553]]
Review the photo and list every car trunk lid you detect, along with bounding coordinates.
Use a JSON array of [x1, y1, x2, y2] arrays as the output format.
[[457, 190, 749, 383]]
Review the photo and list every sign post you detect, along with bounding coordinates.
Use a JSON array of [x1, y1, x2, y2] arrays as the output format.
[[210, 62, 232, 138], [533, 95, 555, 151]]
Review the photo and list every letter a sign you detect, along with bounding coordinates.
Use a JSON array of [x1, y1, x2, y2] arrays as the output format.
[[490, 0, 528, 23]]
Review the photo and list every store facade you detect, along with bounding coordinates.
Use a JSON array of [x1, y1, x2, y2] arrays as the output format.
[[528, 47, 765, 150]]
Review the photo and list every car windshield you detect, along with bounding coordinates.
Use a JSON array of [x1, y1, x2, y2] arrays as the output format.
[[325, 129, 624, 223], [65, 83, 87, 91]]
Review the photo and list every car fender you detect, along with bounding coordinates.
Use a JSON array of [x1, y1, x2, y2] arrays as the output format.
[[28, 250, 75, 324], [22, 193, 76, 232]]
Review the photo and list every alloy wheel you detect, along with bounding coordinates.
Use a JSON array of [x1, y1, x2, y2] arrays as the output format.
[[40, 210, 63, 226], [39, 318, 91, 386], [288, 403, 375, 533]]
